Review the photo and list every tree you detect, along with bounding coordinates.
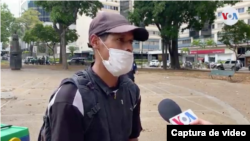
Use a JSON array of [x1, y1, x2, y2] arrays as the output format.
[[10, 18, 25, 38], [35, 1, 103, 69], [2, 42, 9, 50], [68, 46, 78, 57], [17, 9, 42, 31], [181, 48, 190, 54], [31, 23, 59, 63], [31, 23, 79, 63], [1, 3, 15, 43], [129, 1, 238, 69], [11, 9, 42, 39], [191, 38, 217, 68], [23, 29, 38, 56], [219, 20, 250, 69]]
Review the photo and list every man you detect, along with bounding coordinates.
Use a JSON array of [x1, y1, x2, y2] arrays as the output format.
[[127, 60, 137, 82], [38, 12, 148, 141]]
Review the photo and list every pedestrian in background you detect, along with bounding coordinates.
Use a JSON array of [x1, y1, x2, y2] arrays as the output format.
[[127, 60, 138, 82]]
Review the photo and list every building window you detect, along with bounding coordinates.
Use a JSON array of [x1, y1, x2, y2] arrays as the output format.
[[212, 24, 215, 29], [237, 8, 244, 13], [217, 12, 222, 17], [103, 5, 118, 11], [183, 39, 191, 44], [149, 31, 158, 35], [178, 41, 182, 45], [218, 23, 224, 28]]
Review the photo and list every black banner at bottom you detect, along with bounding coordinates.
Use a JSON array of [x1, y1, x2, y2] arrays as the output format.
[[167, 125, 250, 140]]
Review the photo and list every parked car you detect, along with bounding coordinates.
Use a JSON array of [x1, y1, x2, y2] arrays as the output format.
[[217, 60, 241, 71], [67, 57, 85, 65], [24, 56, 35, 64], [160, 61, 170, 68], [149, 60, 160, 67], [184, 61, 193, 69]]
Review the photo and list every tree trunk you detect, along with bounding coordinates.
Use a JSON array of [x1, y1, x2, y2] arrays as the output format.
[[29, 43, 33, 56], [165, 42, 168, 69], [162, 40, 166, 70], [61, 30, 68, 69], [171, 38, 181, 69], [59, 42, 62, 64], [234, 51, 238, 72], [45, 45, 48, 55], [52, 48, 56, 65]]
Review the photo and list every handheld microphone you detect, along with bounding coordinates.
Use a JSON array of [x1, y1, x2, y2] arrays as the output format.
[[158, 99, 198, 125]]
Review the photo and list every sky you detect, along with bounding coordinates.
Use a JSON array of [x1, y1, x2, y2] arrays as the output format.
[[1, 0, 20, 17]]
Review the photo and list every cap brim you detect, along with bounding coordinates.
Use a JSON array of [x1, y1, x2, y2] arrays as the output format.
[[105, 25, 149, 41]]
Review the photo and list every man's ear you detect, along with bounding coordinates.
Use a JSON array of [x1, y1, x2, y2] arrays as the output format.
[[90, 35, 100, 49]]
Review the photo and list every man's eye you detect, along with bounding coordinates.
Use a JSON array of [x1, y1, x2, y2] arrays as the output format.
[[117, 38, 122, 42]]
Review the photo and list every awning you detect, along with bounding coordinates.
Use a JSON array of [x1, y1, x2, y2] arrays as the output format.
[[198, 58, 204, 60], [190, 49, 225, 54]]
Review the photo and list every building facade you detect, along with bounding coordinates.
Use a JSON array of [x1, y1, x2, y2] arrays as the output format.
[[20, 0, 50, 22], [178, 1, 250, 66], [75, 0, 162, 59]]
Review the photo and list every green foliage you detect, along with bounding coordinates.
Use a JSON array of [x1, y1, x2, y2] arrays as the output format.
[[68, 46, 78, 57], [181, 48, 190, 54], [129, 1, 238, 69], [192, 39, 205, 48], [23, 30, 38, 44], [205, 38, 217, 47], [32, 23, 60, 43], [35, 1, 103, 26], [129, 1, 237, 40], [66, 30, 78, 44], [10, 8, 42, 39], [2, 42, 9, 50], [49, 58, 60, 63], [35, 1, 103, 69], [22, 51, 30, 54], [37, 43, 46, 53], [1, 3, 15, 43], [192, 38, 216, 49], [31, 23, 78, 44], [10, 19, 24, 37], [18, 9, 42, 30], [218, 20, 250, 51]]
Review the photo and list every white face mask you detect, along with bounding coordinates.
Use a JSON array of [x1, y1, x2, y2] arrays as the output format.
[[96, 38, 134, 77]]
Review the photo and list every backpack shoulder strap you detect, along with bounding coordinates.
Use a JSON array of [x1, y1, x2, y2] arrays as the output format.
[[124, 77, 140, 110]]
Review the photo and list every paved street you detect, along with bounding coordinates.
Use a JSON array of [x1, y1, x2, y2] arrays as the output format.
[[1, 68, 250, 141]]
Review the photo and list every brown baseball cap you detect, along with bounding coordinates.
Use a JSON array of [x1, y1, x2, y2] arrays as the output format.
[[88, 12, 149, 47]]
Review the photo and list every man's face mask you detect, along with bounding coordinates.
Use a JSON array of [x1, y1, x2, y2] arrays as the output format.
[[96, 38, 134, 77]]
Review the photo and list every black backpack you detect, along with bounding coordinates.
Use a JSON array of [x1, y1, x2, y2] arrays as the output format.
[[38, 70, 138, 141]]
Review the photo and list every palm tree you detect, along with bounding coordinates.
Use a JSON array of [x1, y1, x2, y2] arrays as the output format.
[[68, 46, 78, 58], [191, 39, 205, 68], [181, 47, 190, 54]]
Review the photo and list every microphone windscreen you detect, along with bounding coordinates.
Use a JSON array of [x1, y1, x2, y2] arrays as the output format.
[[158, 99, 182, 122]]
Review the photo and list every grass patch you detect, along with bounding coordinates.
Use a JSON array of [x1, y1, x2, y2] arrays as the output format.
[[1, 60, 8, 66]]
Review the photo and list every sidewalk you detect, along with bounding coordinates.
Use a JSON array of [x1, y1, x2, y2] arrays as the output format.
[[1, 68, 249, 141]]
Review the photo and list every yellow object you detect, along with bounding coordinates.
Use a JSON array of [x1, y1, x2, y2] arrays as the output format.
[[9, 137, 21, 141]]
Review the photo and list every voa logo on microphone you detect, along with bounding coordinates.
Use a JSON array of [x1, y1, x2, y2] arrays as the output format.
[[169, 109, 197, 125]]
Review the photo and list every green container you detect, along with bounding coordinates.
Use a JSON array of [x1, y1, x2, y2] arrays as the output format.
[[1, 124, 30, 141]]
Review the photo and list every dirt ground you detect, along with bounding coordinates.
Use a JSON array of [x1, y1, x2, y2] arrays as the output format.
[[1, 65, 250, 141]]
